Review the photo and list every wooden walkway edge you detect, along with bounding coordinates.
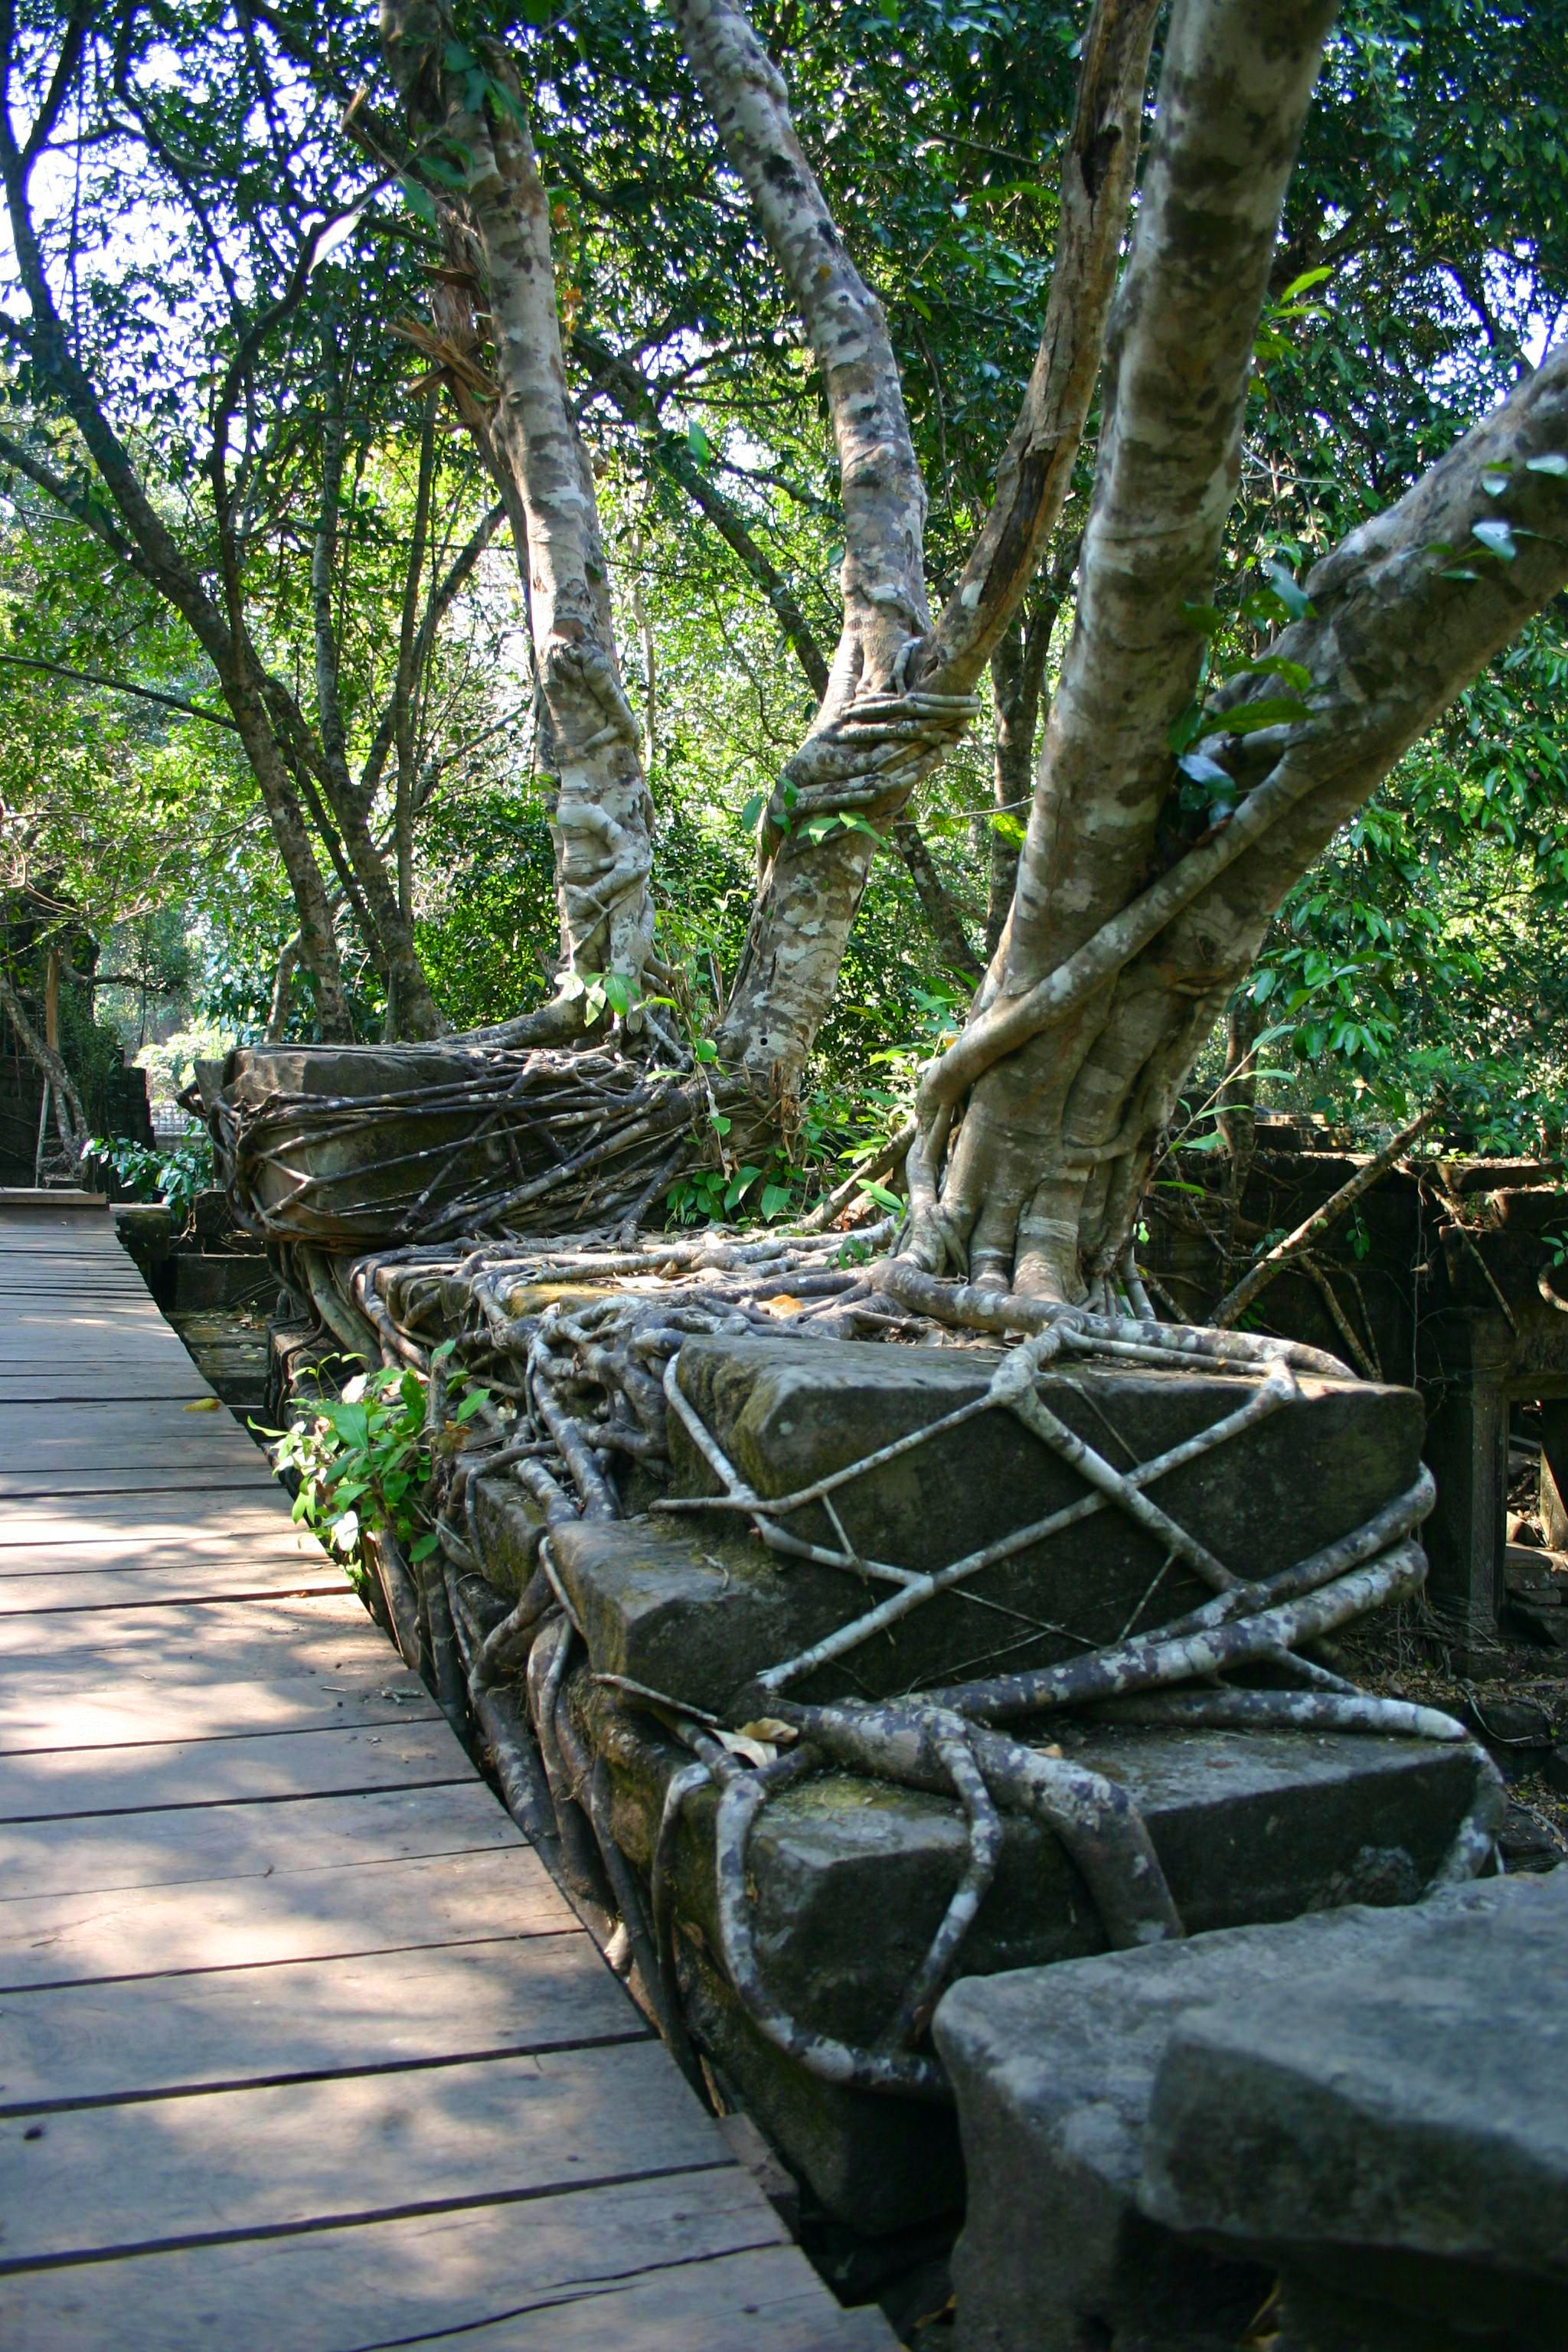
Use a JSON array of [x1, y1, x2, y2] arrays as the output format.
[[0, 1198, 893, 2350]]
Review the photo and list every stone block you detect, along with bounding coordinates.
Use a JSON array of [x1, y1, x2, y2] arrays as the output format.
[[1139, 1874, 1568, 2350], [214, 1042, 544, 1243], [573, 1338, 1428, 1708], [934, 1876, 1560, 2352], [1504, 1542, 1565, 1598], [581, 1671, 1488, 2233]]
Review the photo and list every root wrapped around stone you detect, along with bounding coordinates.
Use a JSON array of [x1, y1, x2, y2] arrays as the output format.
[[280, 1223, 1501, 2107]]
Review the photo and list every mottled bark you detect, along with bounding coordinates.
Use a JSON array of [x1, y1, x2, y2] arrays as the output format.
[[681, 0, 1158, 1098], [904, 0, 1568, 1302], [382, 3, 656, 1017]]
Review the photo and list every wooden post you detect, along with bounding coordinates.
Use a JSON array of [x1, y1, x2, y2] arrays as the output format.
[[1540, 1400, 1568, 1551]]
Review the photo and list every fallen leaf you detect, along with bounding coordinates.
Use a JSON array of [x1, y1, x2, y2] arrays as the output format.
[[182, 1396, 221, 1413], [738, 1717, 799, 1746]]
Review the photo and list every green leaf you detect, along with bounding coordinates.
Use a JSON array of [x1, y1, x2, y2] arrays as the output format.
[[1178, 750, 1233, 787], [410, 1530, 441, 1561], [1197, 695, 1308, 740], [453, 1388, 488, 1421], [692, 1037, 718, 1063], [443, 38, 476, 68], [1168, 703, 1204, 755], [687, 419, 710, 466], [709, 1111, 733, 1135], [1234, 653, 1312, 691], [1481, 466, 1513, 495], [316, 1399, 370, 1449], [858, 1178, 903, 1211], [760, 1182, 794, 1218], [1472, 516, 1517, 560], [602, 970, 635, 1017], [398, 177, 439, 228], [739, 790, 766, 831], [1181, 602, 1227, 635], [1263, 558, 1312, 619], [1526, 452, 1568, 475], [1279, 265, 1333, 301]]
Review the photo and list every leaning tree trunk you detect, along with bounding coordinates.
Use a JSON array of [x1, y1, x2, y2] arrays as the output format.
[[903, 0, 1568, 1302], [382, 4, 658, 1035], [684, 0, 1161, 1114]]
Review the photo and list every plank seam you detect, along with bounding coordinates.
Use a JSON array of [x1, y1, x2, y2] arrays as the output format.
[[0, 2025, 656, 2118], [0, 2158, 740, 2276]]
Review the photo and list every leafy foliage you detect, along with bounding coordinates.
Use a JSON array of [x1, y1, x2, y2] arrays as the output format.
[[263, 1344, 490, 1564]]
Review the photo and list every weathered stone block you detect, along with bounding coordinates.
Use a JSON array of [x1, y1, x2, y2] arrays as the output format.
[[1141, 1875, 1568, 2350], [645, 1339, 1425, 1704], [580, 1672, 1487, 2233], [214, 1043, 544, 1243], [934, 1875, 1560, 2352]]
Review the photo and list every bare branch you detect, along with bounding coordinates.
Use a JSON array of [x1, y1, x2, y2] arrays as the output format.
[[0, 651, 237, 729]]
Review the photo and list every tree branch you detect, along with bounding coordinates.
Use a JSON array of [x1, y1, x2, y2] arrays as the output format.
[[673, 0, 927, 696], [923, 0, 1161, 692], [1211, 1106, 1437, 1328], [0, 651, 237, 729]]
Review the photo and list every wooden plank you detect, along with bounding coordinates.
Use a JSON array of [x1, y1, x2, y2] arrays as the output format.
[[0, 1526, 327, 1574], [0, 1592, 375, 1667], [0, 1371, 213, 1403], [0, 1933, 639, 2110], [0, 1781, 521, 1902], [0, 1558, 348, 1613], [0, 1661, 433, 1755], [0, 1497, 298, 1547], [0, 1465, 280, 1501], [0, 2041, 730, 2267], [0, 2172, 822, 2352], [0, 1845, 573, 1989], [0, 1717, 469, 1820], [0, 1399, 265, 1439]]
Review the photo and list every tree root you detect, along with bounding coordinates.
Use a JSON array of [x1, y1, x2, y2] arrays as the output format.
[[273, 1222, 1497, 2107]]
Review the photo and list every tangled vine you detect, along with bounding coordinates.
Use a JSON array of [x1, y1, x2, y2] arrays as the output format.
[[277, 1223, 1504, 2103]]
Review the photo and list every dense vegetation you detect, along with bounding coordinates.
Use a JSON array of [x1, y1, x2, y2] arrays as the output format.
[[3, 0, 1567, 1223]]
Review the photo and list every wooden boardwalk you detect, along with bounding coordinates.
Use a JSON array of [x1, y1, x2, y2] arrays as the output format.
[[0, 1197, 891, 2350]]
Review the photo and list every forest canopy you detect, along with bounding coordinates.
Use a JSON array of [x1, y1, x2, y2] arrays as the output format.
[[3, 0, 1568, 1244]]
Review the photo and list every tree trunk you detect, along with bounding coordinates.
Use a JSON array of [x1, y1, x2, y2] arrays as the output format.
[[985, 590, 1060, 959], [382, 5, 658, 1022], [904, 2, 1568, 1305], [694, 0, 1158, 1104]]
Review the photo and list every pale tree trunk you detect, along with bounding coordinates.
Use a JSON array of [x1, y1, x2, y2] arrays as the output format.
[[379, 0, 1154, 1100], [904, 0, 1568, 1302], [680, 0, 1161, 1106], [382, 3, 657, 1034]]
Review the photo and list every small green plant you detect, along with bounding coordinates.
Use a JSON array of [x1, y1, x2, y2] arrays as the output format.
[[90, 1131, 214, 1224], [260, 1341, 489, 1566]]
